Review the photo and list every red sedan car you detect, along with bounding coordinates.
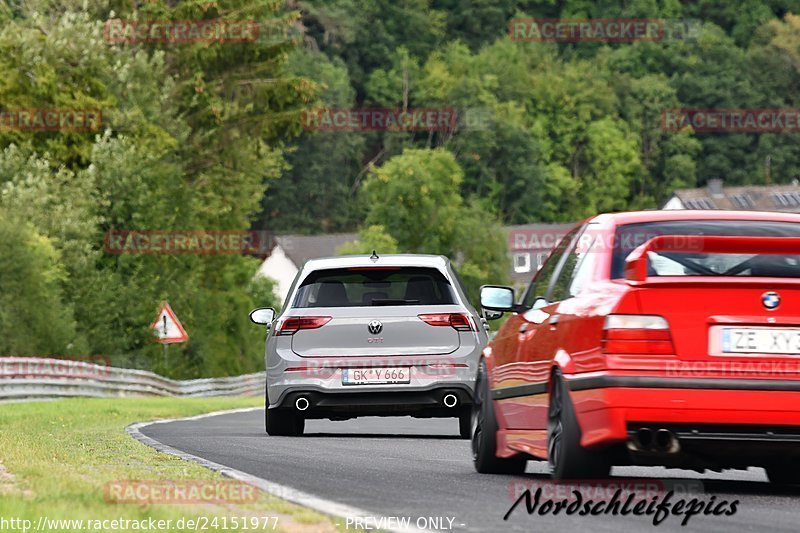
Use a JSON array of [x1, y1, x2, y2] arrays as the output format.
[[473, 210, 800, 482]]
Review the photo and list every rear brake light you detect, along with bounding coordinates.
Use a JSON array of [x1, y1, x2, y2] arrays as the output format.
[[346, 267, 401, 271], [276, 316, 331, 336], [418, 313, 474, 331], [602, 315, 675, 355]]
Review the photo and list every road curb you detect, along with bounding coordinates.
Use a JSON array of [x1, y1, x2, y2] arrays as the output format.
[[127, 407, 431, 533]]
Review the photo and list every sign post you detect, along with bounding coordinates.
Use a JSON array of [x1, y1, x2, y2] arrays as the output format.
[[151, 302, 188, 369]]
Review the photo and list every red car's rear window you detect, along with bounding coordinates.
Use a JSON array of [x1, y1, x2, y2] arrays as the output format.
[[610, 220, 800, 279]]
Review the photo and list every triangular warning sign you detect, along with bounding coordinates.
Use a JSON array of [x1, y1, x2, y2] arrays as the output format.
[[150, 301, 188, 344]]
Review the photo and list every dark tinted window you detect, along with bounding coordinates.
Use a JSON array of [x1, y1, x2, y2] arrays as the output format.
[[611, 220, 800, 279], [522, 226, 579, 307], [293, 267, 456, 307], [549, 228, 591, 301]]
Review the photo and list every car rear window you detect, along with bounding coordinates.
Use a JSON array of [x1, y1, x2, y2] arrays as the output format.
[[293, 267, 456, 307], [610, 220, 800, 279]]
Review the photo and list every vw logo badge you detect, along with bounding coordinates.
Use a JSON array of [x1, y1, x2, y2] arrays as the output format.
[[367, 320, 383, 335], [762, 291, 781, 310]]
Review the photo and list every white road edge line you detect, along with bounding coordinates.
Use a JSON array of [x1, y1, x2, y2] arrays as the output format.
[[126, 407, 432, 533]]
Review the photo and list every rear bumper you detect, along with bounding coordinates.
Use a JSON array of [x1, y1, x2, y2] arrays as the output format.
[[271, 384, 474, 419], [567, 374, 800, 448]]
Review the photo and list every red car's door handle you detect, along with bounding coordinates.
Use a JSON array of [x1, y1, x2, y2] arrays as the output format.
[[519, 322, 529, 333], [549, 315, 560, 328]]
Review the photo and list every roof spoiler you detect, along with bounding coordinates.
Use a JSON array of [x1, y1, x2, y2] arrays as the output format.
[[624, 235, 800, 283]]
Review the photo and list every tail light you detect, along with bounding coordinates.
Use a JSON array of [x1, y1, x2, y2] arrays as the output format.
[[275, 316, 331, 336], [418, 313, 474, 331], [602, 315, 675, 355]]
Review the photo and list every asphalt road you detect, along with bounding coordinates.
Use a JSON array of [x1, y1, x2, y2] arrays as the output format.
[[141, 410, 800, 533]]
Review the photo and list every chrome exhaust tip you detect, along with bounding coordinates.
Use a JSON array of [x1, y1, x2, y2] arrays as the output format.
[[635, 427, 654, 450], [443, 393, 458, 408], [655, 428, 679, 453], [295, 396, 310, 411]]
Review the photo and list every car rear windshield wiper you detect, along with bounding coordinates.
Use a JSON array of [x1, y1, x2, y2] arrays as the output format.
[[370, 299, 420, 306]]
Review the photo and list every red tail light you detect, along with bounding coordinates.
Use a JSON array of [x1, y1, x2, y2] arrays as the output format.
[[602, 315, 675, 355], [275, 316, 331, 336], [418, 313, 474, 331]]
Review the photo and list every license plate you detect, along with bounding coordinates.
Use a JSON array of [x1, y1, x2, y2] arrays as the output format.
[[721, 327, 800, 355], [342, 367, 411, 385]]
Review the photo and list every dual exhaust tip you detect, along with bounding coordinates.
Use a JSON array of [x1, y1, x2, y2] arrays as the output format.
[[631, 427, 680, 453], [294, 392, 460, 411]]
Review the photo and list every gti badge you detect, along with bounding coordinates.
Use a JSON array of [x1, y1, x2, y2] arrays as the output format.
[[368, 320, 383, 335], [762, 291, 781, 310]]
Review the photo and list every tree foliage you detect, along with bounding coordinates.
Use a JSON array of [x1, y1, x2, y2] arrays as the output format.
[[346, 148, 509, 302]]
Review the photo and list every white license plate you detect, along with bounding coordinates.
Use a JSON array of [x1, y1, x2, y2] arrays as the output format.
[[342, 367, 411, 385], [721, 327, 800, 355]]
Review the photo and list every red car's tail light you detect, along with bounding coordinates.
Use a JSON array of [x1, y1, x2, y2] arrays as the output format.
[[275, 316, 331, 336], [602, 315, 675, 355], [418, 313, 474, 331]]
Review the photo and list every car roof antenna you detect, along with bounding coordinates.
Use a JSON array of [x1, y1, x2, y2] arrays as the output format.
[[370, 250, 379, 262]]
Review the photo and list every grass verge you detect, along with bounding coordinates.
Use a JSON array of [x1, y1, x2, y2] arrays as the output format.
[[0, 397, 340, 532]]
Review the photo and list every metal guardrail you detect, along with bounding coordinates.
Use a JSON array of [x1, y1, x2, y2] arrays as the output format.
[[0, 357, 265, 400]]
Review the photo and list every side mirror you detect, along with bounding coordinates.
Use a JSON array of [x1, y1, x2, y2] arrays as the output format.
[[480, 285, 516, 313], [249, 307, 275, 326]]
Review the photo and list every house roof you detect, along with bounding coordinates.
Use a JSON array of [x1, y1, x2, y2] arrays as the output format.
[[274, 232, 357, 267], [666, 180, 800, 212]]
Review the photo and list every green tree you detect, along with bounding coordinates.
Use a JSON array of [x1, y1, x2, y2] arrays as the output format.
[[357, 148, 508, 299], [0, 213, 84, 356], [300, 0, 446, 96], [336, 225, 400, 255], [258, 48, 367, 233]]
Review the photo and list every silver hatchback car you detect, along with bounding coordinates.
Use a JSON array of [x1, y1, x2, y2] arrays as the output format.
[[249, 253, 487, 437]]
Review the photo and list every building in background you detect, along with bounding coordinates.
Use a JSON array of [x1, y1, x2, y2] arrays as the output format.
[[257, 232, 356, 303], [505, 223, 575, 286], [663, 178, 800, 212]]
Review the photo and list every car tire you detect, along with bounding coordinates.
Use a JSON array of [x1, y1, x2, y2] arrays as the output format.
[[472, 360, 527, 474], [458, 408, 471, 440], [765, 464, 800, 485], [265, 408, 305, 436], [547, 369, 611, 480]]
